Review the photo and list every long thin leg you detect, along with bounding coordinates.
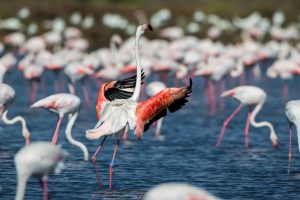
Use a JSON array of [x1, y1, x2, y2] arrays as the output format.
[[92, 136, 107, 187], [288, 124, 292, 174], [30, 80, 38, 104], [283, 81, 288, 103], [51, 116, 63, 144], [216, 105, 243, 147], [82, 83, 90, 109], [244, 109, 252, 149], [39, 177, 48, 200], [122, 126, 129, 140], [220, 79, 225, 109], [109, 139, 120, 189], [209, 80, 216, 114], [154, 117, 164, 138], [43, 180, 48, 200]]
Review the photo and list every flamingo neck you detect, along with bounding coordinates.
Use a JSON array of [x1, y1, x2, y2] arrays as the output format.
[[130, 32, 143, 102], [250, 102, 278, 142], [293, 123, 300, 153], [65, 112, 89, 161], [15, 174, 28, 200], [2, 110, 30, 144]]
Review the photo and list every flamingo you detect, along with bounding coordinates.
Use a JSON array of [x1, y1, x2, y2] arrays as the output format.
[[285, 100, 300, 173], [86, 23, 192, 189], [31, 93, 88, 161], [64, 61, 94, 107], [144, 183, 220, 200], [215, 86, 278, 148], [0, 83, 30, 145], [15, 142, 68, 200]]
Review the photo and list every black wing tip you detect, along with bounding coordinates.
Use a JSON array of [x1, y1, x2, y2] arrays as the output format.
[[186, 78, 192, 94]]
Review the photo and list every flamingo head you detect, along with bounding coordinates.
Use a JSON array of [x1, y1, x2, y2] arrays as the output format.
[[137, 24, 153, 36], [271, 138, 278, 148], [221, 89, 235, 97], [270, 131, 278, 148]]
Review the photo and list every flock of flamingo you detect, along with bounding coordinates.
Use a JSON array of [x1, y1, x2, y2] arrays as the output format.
[[0, 7, 300, 200]]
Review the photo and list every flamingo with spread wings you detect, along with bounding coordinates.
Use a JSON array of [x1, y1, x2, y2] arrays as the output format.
[[86, 23, 192, 189]]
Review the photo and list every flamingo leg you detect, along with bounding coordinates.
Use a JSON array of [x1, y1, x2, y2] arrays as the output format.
[[109, 139, 120, 189], [54, 80, 59, 93], [51, 116, 63, 144], [82, 83, 90, 109], [30, 80, 38, 104], [92, 136, 107, 187], [39, 178, 48, 200], [209, 80, 216, 114], [220, 79, 225, 109], [283, 81, 288, 102], [154, 117, 164, 138], [122, 126, 129, 140], [244, 109, 252, 149], [216, 105, 243, 147], [288, 124, 292, 174], [41, 77, 46, 96]]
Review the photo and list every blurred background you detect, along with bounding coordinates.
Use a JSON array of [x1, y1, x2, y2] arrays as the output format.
[[1, 0, 300, 48]]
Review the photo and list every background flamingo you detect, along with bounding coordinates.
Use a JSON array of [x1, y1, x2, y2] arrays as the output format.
[[216, 86, 278, 148], [15, 142, 68, 200], [31, 93, 89, 161]]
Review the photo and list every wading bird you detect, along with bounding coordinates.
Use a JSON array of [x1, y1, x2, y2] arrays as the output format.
[[15, 142, 67, 200], [31, 93, 88, 161], [216, 86, 278, 148], [285, 100, 300, 173], [86, 23, 192, 189]]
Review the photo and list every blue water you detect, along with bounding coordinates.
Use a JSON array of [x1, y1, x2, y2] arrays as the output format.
[[1, 61, 300, 199]]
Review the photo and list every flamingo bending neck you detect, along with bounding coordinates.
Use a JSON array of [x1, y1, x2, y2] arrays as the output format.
[[2, 110, 30, 145], [65, 112, 89, 161]]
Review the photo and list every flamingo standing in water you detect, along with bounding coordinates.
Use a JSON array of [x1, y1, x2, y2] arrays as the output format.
[[285, 100, 300, 173], [86, 23, 192, 189], [15, 142, 68, 200], [216, 86, 278, 148], [31, 93, 88, 161], [0, 83, 30, 145]]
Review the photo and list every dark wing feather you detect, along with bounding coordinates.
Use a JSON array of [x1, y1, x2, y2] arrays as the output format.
[[104, 69, 145, 101], [144, 109, 167, 132], [168, 78, 192, 113]]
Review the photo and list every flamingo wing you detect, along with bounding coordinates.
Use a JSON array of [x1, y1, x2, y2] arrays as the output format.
[[135, 79, 192, 138], [104, 70, 145, 101]]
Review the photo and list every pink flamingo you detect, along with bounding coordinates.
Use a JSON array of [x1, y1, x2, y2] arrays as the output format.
[[31, 93, 89, 161], [216, 86, 278, 148], [86, 24, 192, 189]]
